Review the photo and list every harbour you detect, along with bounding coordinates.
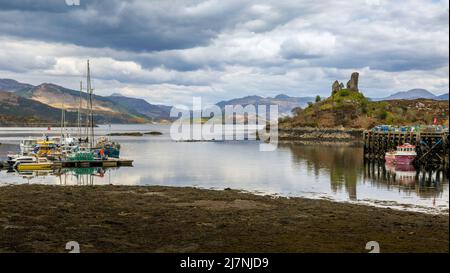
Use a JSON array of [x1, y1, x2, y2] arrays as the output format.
[[363, 126, 449, 168], [1, 124, 448, 214], [0, 61, 133, 174]]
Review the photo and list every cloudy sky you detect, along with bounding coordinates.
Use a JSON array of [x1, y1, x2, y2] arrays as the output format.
[[0, 0, 448, 105]]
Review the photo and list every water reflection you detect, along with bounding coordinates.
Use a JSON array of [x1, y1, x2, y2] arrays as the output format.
[[365, 162, 446, 199], [281, 143, 447, 201], [1, 167, 117, 186], [282, 144, 363, 200]]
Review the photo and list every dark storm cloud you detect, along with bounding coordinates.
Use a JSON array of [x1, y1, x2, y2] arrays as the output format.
[[0, 0, 248, 52], [0, 0, 70, 12]]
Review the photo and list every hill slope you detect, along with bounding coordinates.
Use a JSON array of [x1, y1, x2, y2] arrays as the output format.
[[107, 95, 172, 121], [280, 89, 449, 129], [0, 91, 76, 126], [0, 79, 34, 93]]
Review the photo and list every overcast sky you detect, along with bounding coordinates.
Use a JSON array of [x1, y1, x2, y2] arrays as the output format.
[[0, 0, 448, 105]]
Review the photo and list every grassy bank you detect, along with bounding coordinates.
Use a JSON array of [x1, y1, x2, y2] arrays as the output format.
[[0, 185, 448, 253]]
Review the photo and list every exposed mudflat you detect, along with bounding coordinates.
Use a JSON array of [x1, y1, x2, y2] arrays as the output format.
[[0, 185, 448, 253]]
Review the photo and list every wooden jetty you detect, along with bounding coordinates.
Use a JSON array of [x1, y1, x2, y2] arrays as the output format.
[[0, 158, 133, 170], [363, 130, 449, 168], [53, 158, 133, 169]]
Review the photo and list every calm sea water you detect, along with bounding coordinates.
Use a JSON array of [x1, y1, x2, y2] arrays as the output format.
[[0, 124, 448, 214]]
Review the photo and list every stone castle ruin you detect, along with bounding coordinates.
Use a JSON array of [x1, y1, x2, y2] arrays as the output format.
[[332, 72, 359, 94]]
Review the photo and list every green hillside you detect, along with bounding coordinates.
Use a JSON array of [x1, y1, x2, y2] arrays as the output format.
[[280, 89, 449, 129]]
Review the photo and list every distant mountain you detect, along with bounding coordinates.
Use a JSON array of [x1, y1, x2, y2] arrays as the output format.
[[0, 90, 148, 126], [0, 79, 33, 93], [216, 94, 315, 115], [107, 95, 172, 121], [437, 93, 449, 100], [0, 78, 178, 124], [374, 89, 448, 101]]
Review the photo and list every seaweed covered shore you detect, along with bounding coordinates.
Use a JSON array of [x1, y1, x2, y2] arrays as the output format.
[[0, 185, 448, 253]]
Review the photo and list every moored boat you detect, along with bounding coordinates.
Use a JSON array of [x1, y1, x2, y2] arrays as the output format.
[[384, 143, 417, 165], [394, 143, 416, 165], [20, 138, 38, 154], [95, 137, 120, 158]]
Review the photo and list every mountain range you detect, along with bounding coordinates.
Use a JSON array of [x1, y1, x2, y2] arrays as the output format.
[[0, 78, 448, 126], [216, 94, 315, 116], [0, 79, 173, 125], [372, 89, 449, 101]]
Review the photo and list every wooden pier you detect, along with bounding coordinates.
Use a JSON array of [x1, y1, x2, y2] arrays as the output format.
[[53, 158, 133, 169], [363, 130, 449, 168], [1, 158, 133, 170]]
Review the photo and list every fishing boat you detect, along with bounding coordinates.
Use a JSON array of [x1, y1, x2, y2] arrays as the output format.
[[15, 157, 53, 171], [95, 137, 120, 158], [33, 140, 63, 159], [385, 143, 417, 165], [394, 143, 416, 165]]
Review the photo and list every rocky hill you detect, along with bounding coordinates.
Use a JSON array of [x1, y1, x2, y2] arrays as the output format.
[[280, 73, 449, 129]]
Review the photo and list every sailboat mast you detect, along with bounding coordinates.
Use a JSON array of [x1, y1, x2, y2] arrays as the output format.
[[60, 98, 64, 145], [78, 81, 83, 138], [87, 60, 95, 149]]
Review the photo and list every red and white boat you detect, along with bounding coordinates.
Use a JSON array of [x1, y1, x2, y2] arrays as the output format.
[[385, 143, 416, 165]]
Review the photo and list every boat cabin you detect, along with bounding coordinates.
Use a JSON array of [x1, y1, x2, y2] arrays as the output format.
[[397, 144, 416, 152]]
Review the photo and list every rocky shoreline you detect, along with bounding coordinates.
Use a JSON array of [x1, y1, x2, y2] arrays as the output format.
[[278, 127, 364, 143], [0, 185, 447, 253]]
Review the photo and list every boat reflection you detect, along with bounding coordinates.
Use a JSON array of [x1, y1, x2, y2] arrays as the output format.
[[364, 161, 446, 199], [385, 163, 416, 186], [8, 167, 117, 186]]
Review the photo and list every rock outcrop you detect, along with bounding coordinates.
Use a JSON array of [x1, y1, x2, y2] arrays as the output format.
[[346, 72, 359, 92], [331, 72, 359, 95], [332, 80, 342, 94]]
